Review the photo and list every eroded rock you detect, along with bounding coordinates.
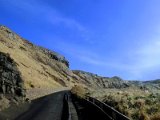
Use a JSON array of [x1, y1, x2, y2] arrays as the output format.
[[0, 52, 25, 97]]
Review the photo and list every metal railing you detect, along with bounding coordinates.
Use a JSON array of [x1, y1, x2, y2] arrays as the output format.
[[62, 93, 78, 120], [85, 96, 131, 120], [63, 93, 131, 120]]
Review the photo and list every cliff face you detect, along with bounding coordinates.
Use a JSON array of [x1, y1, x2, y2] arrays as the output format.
[[0, 52, 26, 111], [0, 52, 25, 97]]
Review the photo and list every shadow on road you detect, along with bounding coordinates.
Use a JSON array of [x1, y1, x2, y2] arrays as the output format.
[[15, 91, 67, 120]]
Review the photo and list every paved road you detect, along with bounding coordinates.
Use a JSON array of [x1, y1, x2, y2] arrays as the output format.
[[15, 91, 67, 120]]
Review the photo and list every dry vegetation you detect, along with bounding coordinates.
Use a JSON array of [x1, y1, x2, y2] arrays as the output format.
[[71, 85, 160, 120], [71, 85, 92, 98], [93, 89, 160, 120], [1, 26, 160, 120], [0, 26, 79, 99]]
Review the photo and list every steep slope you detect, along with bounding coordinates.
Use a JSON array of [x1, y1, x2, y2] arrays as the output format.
[[0, 25, 79, 91], [0, 52, 25, 111]]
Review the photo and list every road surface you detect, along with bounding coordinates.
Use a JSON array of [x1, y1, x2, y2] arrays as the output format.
[[15, 91, 67, 120]]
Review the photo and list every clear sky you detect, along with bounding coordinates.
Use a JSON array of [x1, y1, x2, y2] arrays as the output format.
[[1, 0, 160, 80]]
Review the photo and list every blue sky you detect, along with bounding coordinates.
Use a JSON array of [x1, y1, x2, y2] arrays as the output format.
[[1, 0, 160, 80]]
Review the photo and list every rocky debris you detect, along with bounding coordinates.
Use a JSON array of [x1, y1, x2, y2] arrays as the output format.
[[0, 52, 25, 97], [73, 70, 130, 89]]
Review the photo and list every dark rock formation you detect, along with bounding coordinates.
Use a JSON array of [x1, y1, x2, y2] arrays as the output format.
[[0, 52, 25, 97], [37, 47, 69, 67]]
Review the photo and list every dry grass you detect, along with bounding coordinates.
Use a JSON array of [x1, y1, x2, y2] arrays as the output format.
[[0, 26, 78, 100], [151, 113, 160, 120], [71, 85, 92, 98], [1, 27, 160, 120], [88, 88, 160, 120]]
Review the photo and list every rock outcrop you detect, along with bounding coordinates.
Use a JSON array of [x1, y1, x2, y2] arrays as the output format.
[[37, 47, 69, 67], [0, 52, 25, 97]]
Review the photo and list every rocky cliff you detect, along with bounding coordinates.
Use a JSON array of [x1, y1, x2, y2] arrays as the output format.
[[0, 52, 25, 97], [0, 51, 26, 111]]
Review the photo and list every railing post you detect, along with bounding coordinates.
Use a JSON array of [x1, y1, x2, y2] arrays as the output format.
[[112, 111, 116, 120], [100, 104, 103, 109]]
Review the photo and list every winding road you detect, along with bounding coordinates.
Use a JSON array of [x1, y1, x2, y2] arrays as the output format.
[[8, 90, 130, 120]]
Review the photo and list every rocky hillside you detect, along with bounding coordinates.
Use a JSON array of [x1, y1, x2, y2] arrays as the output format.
[[73, 70, 130, 89], [0, 52, 25, 97], [1, 25, 160, 119], [73, 70, 160, 91], [0, 25, 159, 98], [0, 52, 26, 111], [0, 25, 79, 91]]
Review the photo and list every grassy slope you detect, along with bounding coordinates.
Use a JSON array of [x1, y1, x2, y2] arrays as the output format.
[[0, 26, 78, 91]]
